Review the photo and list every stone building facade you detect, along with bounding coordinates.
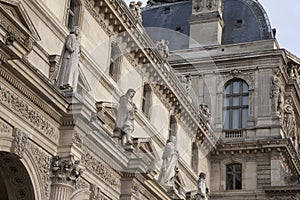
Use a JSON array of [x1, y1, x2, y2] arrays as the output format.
[[0, 0, 216, 199], [0, 0, 299, 200], [142, 0, 300, 199]]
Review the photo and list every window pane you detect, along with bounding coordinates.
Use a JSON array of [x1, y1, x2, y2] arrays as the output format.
[[242, 82, 248, 93], [232, 109, 239, 129], [68, 15, 73, 29], [224, 85, 230, 94], [233, 81, 240, 94], [223, 97, 230, 107], [223, 110, 229, 129], [242, 109, 248, 128], [242, 96, 248, 106], [233, 97, 239, 106]]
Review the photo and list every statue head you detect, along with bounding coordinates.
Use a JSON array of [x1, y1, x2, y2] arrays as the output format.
[[125, 88, 136, 99], [71, 26, 80, 36], [199, 172, 206, 179], [169, 135, 176, 143]]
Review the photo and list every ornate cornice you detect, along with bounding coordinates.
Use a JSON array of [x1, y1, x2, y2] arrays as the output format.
[[84, 0, 217, 148]]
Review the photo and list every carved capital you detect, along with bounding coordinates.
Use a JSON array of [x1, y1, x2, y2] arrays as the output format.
[[51, 156, 84, 186], [12, 129, 28, 157]]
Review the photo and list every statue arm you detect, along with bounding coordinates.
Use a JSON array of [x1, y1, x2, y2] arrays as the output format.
[[65, 35, 75, 53]]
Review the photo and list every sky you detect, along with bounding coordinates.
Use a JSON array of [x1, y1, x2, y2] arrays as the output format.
[[131, 0, 300, 57], [258, 0, 300, 57]]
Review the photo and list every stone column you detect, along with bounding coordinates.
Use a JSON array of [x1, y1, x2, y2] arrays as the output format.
[[49, 156, 83, 200]]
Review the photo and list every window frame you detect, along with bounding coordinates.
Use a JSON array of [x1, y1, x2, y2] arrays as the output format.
[[223, 79, 249, 130], [226, 163, 242, 190], [66, 0, 81, 30], [109, 43, 122, 81], [141, 83, 152, 119]]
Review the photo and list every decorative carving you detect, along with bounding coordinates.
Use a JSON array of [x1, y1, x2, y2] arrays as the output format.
[[199, 103, 210, 122], [4, 32, 15, 45], [0, 118, 12, 133], [49, 55, 60, 81], [155, 39, 169, 61], [222, 69, 254, 90], [84, 0, 113, 36], [268, 193, 300, 200], [129, 1, 143, 23], [50, 156, 84, 186], [12, 129, 28, 157], [72, 131, 83, 148], [27, 142, 51, 198], [0, 84, 58, 140], [83, 153, 120, 188], [193, 0, 204, 12], [180, 73, 192, 93], [90, 184, 101, 200], [271, 70, 284, 114], [206, 0, 216, 10]]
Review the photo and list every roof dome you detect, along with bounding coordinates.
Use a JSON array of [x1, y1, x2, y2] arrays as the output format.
[[141, 0, 274, 49]]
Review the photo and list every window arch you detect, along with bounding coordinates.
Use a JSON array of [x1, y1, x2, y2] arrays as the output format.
[[226, 163, 242, 190], [223, 79, 249, 130], [66, 0, 81, 30], [141, 83, 152, 119], [109, 43, 122, 81]]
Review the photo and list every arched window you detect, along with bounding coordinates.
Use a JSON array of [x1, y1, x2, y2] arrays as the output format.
[[109, 43, 122, 81], [226, 163, 242, 190], [66, 0, 81, 29], [223, 79, 249, 130], [141, 83, 152, 118]]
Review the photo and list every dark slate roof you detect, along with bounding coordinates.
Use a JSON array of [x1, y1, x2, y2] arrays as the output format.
[[222, 0, 274, 44], [142, 0, 274, 50], [142, 1, 192, 50]]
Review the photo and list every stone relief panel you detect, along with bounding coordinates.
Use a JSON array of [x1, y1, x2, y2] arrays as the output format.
[[82, 153, 120, 189], [12, 128, 28, 158], [27, 142, 52, 199], [0, 83, 59, 141], [0, 117, 12, 134]]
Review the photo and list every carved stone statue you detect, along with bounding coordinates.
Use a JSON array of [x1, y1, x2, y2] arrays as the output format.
[[271, 71, 283, 113], [114, 89, 137, 145], [181, 74, 192, 92], [199, 103, 210, 121], [283, 98, 296, 139], [129, 1, 143, 23], [195, 172, 209, 200], [158, 135, 179, 187], [56, 26, 81, 91], [155, 39, 169, 61]]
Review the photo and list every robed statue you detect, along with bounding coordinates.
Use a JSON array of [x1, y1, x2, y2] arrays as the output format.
[[56, 26, 81, 91], [195, 172, 209, 200], [114, 89, 137, 145], [158, 135, 179, 187]]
